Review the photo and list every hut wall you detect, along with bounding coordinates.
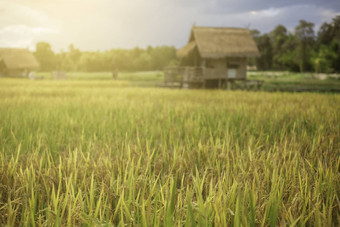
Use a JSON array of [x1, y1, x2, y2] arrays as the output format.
[[235, 58, 246, 79], [226, 57, 247, 79], [206, 57, 247, 80], [207, 58, 226, 70]]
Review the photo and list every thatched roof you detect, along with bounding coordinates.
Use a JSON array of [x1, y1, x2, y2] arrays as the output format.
[[0, 48, 39, 69], [177, 41, 196, 58], [177, 26, 260, 58]]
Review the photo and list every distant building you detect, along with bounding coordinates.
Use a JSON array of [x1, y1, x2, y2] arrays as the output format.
[[0, 48, 39, 77], [52, 71, 67, 80], [165, 26, 260, 88]]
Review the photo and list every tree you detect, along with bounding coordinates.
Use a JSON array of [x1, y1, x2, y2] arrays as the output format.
[[250, 29, 261, 38], [270, 25, 288, 70], [294, 20, 315, 72], [150, 46, 177, 70], [312, 44, 337, 73], [67, 44, 82, 71], [315, 16, 340, 72], [277, 34, 299, 72], [317, 22, 333, 45], [254, 34, 273, 70], [331, 15, 340, 40], [328, 16, 340, 72], [34, 42, 57, 71]]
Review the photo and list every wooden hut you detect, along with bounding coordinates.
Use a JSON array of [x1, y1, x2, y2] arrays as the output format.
[[0, 48, 39, 77], [165, 26, 260, 88]]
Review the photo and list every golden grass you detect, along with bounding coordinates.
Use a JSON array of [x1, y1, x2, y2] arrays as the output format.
[[0, 79, 339, 226]]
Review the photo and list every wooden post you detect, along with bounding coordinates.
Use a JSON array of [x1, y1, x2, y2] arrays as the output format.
[[218, 79, 221, 89]]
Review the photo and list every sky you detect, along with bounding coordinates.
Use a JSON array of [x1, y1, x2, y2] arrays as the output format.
[[0, 0, 339, 52]]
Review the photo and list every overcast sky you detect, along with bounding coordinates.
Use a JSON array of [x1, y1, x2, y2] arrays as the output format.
[[0, 0, 339, 51]]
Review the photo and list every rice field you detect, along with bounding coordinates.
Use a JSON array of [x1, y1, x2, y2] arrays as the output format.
[[0, 78, 339, 226]]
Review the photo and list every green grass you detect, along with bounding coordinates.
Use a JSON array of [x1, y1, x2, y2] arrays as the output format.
[[0, 78, 339, 226], [36, 71, 164, 86], [248, 71, 340, 92], [35, 71, 340, 92]]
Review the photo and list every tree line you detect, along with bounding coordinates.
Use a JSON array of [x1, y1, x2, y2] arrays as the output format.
[[34, 44, 178, 72], [34, 15, 340, 73], [251, 15, 340, 73]]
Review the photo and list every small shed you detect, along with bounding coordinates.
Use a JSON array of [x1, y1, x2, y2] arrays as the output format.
[[52, 71, 67, 80], [0, 48, 39, 77], [165, 26, 260, 88]]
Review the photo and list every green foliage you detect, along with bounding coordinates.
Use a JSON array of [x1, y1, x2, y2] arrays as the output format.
[[247, 71, 340, 92], [34, 44, 177, 72], [312, 44, 338, 73], [294, 20, 315, 72], [34, 42, 57, 71], [317, 16, 340, 72], [0, 79, 339, 225], [270, 25, 289, 70], [252, 15, 340, 73], [254, 34, 273, 70], [276, 34, 299, 72]]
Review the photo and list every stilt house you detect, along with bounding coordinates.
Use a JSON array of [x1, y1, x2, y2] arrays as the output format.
[[165, 26, 260, 88], [0, 48, 39, 77]]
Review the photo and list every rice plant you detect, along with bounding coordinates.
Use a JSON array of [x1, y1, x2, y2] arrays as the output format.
[[0, 78, 339, 226]]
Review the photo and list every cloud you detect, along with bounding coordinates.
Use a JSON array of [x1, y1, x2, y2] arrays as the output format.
[[196, 0, 340, 14], [193, 4, 339, 34], [320, 9, 339, 22], [249, 8, 282, 17], [0, 1, 61, 50], [0, 1, 54, 27], [0, 0, 339, 51], [0, 24, 59, 50]]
